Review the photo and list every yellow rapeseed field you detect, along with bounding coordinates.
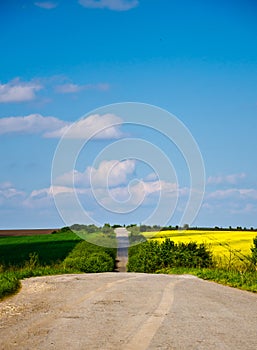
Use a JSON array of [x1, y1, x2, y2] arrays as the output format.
[[143, 230, 257, 258]]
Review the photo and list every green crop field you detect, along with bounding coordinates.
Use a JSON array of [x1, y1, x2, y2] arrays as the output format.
[[0, 229, 81, 268], [0, 227, 117, 300]]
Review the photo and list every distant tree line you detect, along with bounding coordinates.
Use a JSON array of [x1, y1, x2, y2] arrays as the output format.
[[126, 224, 257, 232]]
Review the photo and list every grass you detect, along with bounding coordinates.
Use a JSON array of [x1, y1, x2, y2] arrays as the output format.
[[0, 230, 81, 268], [0, 228, 117, 300], [156, 267, 257, 293], [0, 271, 21, 299]]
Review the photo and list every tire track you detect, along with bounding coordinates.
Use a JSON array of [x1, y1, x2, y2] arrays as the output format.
[[124, 279, 180, 350]]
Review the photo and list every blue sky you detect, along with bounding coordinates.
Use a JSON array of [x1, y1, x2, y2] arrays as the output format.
[[0, 0, 257, 228]]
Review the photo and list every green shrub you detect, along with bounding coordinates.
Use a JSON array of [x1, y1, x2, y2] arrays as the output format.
[[64, 252, 114, 272], [127, 238, 213, 272], [63, 240, 116, 273], [0, 272, 20, 299]]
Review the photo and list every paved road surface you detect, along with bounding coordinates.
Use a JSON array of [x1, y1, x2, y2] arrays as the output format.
[[115, 227, 129, 272], [0, 273, 256, 349]]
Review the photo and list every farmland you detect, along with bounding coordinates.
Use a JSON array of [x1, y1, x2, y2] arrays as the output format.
[[142, 230, 257, 259], [0, 227, 117, 300], [0, 229, 80, 267], [128, 228, 257, 292]]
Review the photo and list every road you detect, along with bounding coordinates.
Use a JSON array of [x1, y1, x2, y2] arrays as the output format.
[[0, 273, 256, 349], [115, 227, 129, 272]]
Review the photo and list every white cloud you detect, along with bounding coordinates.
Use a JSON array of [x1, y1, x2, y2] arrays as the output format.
[[53, 159, 180, 214], [30, 186, 84, 198], [0, 182, 26, 207], [0, 79, 42, 103], [140, 180, 177, 196], [89, 159, 136, 187], [78, 0, 139, 11], [207, 188, 257, 200], [23, 185, 88, 209], [0, 113, 124, 140], [207, 173, 246, 185], [56, 159, 182, 198], [0, 181, 13, 190], [55, 82, 110, 93], [230, 204, 257, 215], [55, 83, 84, 93], [56, 159, 136, 188], [145, 172, 158, 181], [0, 114, 68, 135], [91, 179, 179, 211], [0, 186, 25, 199], [44, 113, 124, 139], [34, 2, 58, 9]]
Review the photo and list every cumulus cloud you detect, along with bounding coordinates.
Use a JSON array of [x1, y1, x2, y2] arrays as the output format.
[[78, 0, 139, 11], [144, 172, 158, 181], [34, 2, 58, 9], [55, 158, 180, 211], [0, 113, 124, 140], [56, 159, 136, 188], [45, 113, 124, 139], [22, 160, 183, 218], [89, 159, 136, 187], [56, 158, 181, 196], [55, 83, 110, 93], [0, 79, 42, 103], [113, 179, 178, 202], [0, 114, 67, 136], [207, 173, 246, 185]]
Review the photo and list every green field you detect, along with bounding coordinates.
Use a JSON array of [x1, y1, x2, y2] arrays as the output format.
[[0, 227, 117, 300], [0, 229, 81, 268]]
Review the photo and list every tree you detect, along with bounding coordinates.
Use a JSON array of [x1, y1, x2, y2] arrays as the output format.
[[102, 223, 112, 235]]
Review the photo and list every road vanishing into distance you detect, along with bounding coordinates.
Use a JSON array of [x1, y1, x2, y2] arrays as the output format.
[[115, 227, 129, 272], [0, 228, 256, 349]]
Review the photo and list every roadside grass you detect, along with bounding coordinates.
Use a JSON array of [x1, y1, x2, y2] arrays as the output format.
[[156, 267, 257, 293], [0, 227, 117, 300], [0, 271, 21, 300]]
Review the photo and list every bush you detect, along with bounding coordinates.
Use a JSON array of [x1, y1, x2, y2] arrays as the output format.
[[0, 272, 20, 299], [64, 253, 114, 272], [127, 238, 213, 272], [63, 241, 116, 273]]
